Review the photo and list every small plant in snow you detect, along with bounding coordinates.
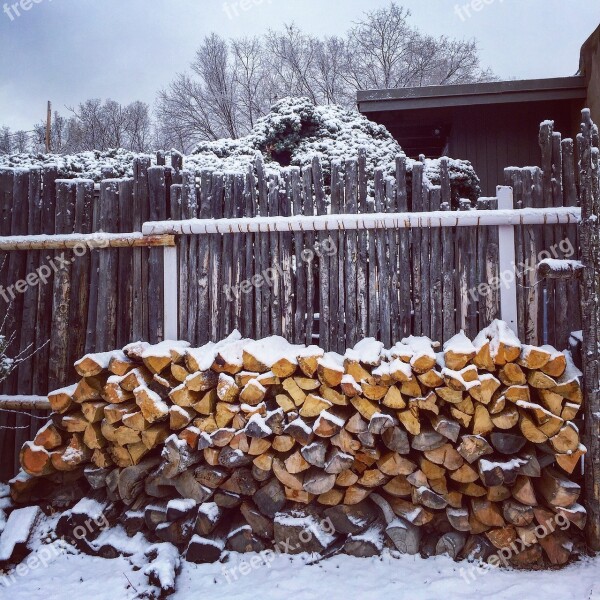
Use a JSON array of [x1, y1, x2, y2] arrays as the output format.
[[0, 310, 37, 384]]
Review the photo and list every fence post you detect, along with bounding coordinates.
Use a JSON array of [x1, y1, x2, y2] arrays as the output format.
[[496, 186, 518, 334], [163, 245, 179, 340], [579, 109, 600, 550]]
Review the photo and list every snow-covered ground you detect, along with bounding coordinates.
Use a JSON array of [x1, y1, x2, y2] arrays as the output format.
[[3, 547, 599, 600]]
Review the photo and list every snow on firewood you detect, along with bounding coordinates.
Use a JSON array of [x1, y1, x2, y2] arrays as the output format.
[[317, 352, 345, 373], [142, 542, 181, 595], [341, 374, 362, 393], [245, 413, 272, 437], [344, 338, 384, 365], [141, 340, 191, 360], [243, 336, 304, 369], [473, 319, 521, 357], [0, 506, 42, 562], [314, 410, 345, 430], [74, 351, 124, 377], [443, 331, 476, 355], [479, 458, 527, 473]]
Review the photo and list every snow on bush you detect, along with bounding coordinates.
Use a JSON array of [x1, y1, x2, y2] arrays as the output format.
[[0, 98, 481, 205], [189, 97, 481, 204], [0, 148, 154, 182]]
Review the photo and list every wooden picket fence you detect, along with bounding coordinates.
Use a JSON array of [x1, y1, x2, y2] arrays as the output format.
[[0, 118, 586, 479]]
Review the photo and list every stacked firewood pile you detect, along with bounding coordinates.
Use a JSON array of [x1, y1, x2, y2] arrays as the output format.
[[9, 321, 586, 570]]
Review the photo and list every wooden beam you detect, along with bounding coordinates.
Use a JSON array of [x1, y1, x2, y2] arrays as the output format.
[[0, 396, 51, 410], [0, 234, 176, 251], [142, 207, 581, 236]]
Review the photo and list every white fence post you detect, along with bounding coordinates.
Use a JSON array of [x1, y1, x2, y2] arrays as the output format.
[[497, 185, 519, 335], [163, 246, 179, 340]]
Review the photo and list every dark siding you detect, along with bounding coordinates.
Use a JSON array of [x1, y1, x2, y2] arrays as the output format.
[[369, 99, 583, 197]]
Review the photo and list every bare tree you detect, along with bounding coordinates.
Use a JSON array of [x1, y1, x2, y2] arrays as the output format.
[[125, 101, 152, 152], [0, 127, 12, 154], [156, 2, 494, 145], [231, 37, 271, 130]]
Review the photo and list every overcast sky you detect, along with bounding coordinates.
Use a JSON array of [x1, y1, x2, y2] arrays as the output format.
[[1, 0, 599, 130]]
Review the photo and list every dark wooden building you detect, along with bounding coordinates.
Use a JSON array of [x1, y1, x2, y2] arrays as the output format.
[[357, 77, 586, 196], [357, 26, 600, 197]]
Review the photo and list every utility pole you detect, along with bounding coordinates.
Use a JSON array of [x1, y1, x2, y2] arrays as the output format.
[[45, 101, 52, 153]]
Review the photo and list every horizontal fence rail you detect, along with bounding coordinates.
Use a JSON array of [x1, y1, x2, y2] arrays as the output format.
[[0, 396, 51, 410], [0, 233, 175, 250], [142, 206, 582, 235]]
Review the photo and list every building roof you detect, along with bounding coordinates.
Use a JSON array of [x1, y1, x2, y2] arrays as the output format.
[[357, 76, 587, 113]]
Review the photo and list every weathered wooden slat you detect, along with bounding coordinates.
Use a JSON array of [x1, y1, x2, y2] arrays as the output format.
[[280, 172, 294, 342], [148, 167, 168, 343], [386, 175, 400, 344], [117, 178, 134, 348], [291, 167, 306, 344], [0, 169, 16, 476], [420, 172, 432, 339], [94, 180, 119, 352], [440, 159, 455, 344], [520, 169, 538, 345], [552, 132, 569, 349], [232, 173, 245, 335], [132, 157, 151, 341], [241, 167, 255, 339], [69, 179, 95, 363], [256, 156, 270, 338], [329, 161, 341, 351], [302, 166, 315, 345], [170, 184, 184, 339], [49, 178, 75, 388], [429, 186, 442, 343], [396, 156, 411, 338], [198, 170, 213, 343], [485, 196, 500, 327], [374, 167, 390, 346], [539, 122, 555, 345], [210, 173, 224, 340], [357, 149, 369, 340], [345, 159, 358, 348], [222, 173, 234, 337], [411, 162, 424, 335], [182, 170, 199, 343], [8, 169, 30, 475], [268, 173, 282, 337], [530, 167, 545, 342], [562, 137, 581, 341], [313, 157, 329, 349], [24, 169, 45, 443]]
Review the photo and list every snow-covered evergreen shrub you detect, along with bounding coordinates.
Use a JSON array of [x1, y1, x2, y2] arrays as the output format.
[[0, 97, 481, 205]]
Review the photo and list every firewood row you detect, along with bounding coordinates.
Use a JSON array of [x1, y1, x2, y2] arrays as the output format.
[[9, 320, 586, 567]]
